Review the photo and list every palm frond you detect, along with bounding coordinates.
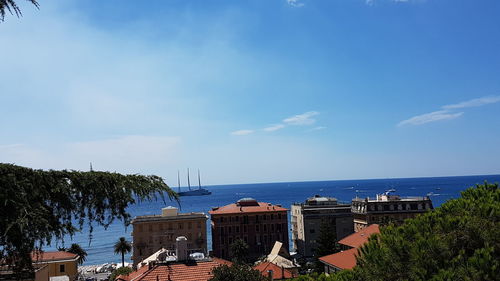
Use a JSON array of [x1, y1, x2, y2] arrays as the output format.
[[0, 0, 39, 21]]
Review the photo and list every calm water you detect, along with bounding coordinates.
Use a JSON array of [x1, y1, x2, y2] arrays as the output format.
[[47, 174, 500, 265]]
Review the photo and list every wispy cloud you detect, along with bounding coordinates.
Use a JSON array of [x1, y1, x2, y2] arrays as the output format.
[[308, 126, 327, 131], [287, 0, 305, 7], [398, 95, 500, 127], [442, 96, 500, 110], [398, 110, 463, 127], [264, 124, 286, 132], [283, 111, 319, 125], [231, 129, 254, 136]]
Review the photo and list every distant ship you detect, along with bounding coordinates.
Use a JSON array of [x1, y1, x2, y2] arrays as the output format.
[[178, 168, 211, 196]]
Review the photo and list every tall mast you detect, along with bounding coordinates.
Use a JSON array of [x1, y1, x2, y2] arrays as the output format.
[[177, 170, 181, 193], [198, 169, 201, 190], [187, 168, 191, 191]]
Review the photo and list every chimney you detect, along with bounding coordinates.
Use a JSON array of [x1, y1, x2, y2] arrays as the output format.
[[267, 270, 274, 281], [162, 206, 178, 217], [281, 266, 285, 279], [176, 236, 188, 261]]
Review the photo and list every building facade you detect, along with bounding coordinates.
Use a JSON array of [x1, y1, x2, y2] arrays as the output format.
[[291, 195, 353, 257], [131, 207, 208, 266], [209, 198, 289, 261], [351, 193, 433, 232]]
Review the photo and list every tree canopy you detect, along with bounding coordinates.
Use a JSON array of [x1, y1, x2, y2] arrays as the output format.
[[229, 238, 250, 264], [209, 264, 267, 281], [0, 0, 38, 21], [114, 237, 132, 268], [0, 163, 177, 273], [314, 220, 340, 272]]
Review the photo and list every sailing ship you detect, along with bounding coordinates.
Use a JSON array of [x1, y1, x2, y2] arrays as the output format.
[[177, 168, 211, 196]]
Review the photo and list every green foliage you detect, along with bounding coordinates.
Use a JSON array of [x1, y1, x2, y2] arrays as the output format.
[[209, 264, 267, 281], [114, 237, 132, 268], [229, 238, 249, 264], [352, 181, 500, 281], [58, 243, 88, 265], [109, 266, 133, 281], [0, 0, 38, 21], [314, 220, 340, 272], [290, 271, 354, 281], [0, 163, 177, 274]]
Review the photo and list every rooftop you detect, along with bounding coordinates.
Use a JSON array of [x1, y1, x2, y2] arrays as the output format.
[[31, 251, 78, 263], [352, 194, 431, 203], [338, 224, 380, 248], [254, 262, 296, 280], [319, 248, 358, 270], [209, 199, 287, 215], [132, 212, 207, 223], [117, 258, 232, 281]]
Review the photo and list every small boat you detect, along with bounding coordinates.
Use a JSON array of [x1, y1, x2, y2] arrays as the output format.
[[178, 168, 211, 196]]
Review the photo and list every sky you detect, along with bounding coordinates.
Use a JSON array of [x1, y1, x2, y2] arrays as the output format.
[[1, 0, 500, 185]]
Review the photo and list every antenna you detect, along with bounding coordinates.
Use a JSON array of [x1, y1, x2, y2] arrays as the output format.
[[89, 162, 93, 171], [198, 169, 201, 190], [187, 168, 191, 191], [177, 170, 181, 193]]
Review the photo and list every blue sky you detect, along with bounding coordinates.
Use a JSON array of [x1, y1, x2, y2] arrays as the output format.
[[1, 0, 499, 185]]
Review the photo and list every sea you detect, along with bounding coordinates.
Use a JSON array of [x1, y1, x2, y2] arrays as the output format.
[[45, 174, 500, 265]]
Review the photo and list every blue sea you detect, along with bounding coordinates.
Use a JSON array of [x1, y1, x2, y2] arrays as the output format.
[[46, 174, 500, 265]]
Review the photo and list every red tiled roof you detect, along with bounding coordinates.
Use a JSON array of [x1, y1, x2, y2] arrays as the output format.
[[31, 251, 78, 263], [209, 202, 287, 215], [253, 262, 295, 280], [116, 265, 150, 281], [126, 259, 231, 281], [338, 224, 380, 248], [319, 248, 358, 270]]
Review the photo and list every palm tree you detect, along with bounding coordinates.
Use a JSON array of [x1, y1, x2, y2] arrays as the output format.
[[0, 0, 39, 21], [114, 237, 132, 268], [67, 244, 88, 265]]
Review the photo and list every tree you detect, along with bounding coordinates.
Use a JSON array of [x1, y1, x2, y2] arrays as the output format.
[[230, 238, 249, 264], [114, 237, 132, 268], [314, 220, 340, 272], [0, 163, 177, 275], [0, 0, 38, 21], [109, 266, 133, 281], [209, 264, 267, 281], [67, 244, 88, 265], [58, 243, 88, 265]]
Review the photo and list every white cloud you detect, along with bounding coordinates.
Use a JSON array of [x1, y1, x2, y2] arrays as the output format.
[[398, 110, 463, 126], [0, 136, 181, 174], [263, 124, 286, 132], [231, 129, 254, 136], [287, 0, 305, 7], [308, 126, 327, 131], [398, 95, 500, 127], [283, 111, 319, 126], [442, 96, 500, 110]]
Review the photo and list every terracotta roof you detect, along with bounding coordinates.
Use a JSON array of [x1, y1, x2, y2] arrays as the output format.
[[209, 202, 288, 215], [338, 224, 380, 248], [122, 258, 231, 281], [319, 248, 358, 270], [116, 265, 150, 281], [31, 251, 78, 263], [254, 262, 295, 280]]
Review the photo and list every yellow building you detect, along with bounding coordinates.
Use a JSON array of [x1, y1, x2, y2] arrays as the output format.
[[31, 251, 79, 281]]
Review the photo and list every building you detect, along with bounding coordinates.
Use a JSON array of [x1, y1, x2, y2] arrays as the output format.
[[131, 206, 208, 266], [351, 192, 433, 232], [253, 262, 296, 280], [253, 241, 299, 280], [319, 224, 380, 273], [209, 198, 289, 261], [291, 195, 353, 257], [0, 264, 49, 281], [116, 236, 231, 281]]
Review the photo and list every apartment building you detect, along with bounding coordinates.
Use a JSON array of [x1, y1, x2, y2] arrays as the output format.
[[351, 192, 433, 232], [291, 195, 353, 257], [209, 198, 289, 261], [131, 206, 208, 266]]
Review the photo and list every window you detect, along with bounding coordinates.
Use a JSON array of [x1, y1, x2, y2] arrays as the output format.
[[236, 226, 240, 233], [243, 225, 247, 233], [149, 224, 153, 231], [188, 222, 192, 229], [271, 214, 274, 220], [178, 223, 183, 230], [59, 264, 65, 273], [198, 221, 202, 228], [263, 224, 267, 231], [256, 225, 260, 232], [278, 213, 281, 219], [236, 216, 239, 221], [138, 225, 143, 232], [310, 229, 315, 234]]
